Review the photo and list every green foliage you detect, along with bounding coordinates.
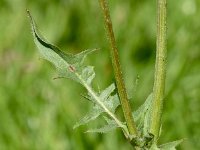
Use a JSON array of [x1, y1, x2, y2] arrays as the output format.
[[27, 11, 129, 138], [28, 10, 184, 148], [132, 94, 154, 147], [159, 139, 184, 150], [0, 0, 200, 149], [86, 116, 120, 133], [147, 139, 184, 150], [133, 93, 152, 134], [131, 93, 183, 149], [73, 84, 120, 129]]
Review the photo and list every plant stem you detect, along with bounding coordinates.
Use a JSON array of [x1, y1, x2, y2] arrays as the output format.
[[150, 0, 167, 142], [98, 0, 138, 136]]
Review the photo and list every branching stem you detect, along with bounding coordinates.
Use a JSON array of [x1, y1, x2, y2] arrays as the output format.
[[98, 0, 138, 136], [150, 0, 167, 142]]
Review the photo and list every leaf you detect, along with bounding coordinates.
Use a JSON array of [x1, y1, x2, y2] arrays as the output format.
[[81, 66, 95, 85], [132, 93, 153, 137], [28, 11, 126, 136], [100, 83, 115, 100], [73, 84, 120, 129], [133, 93, 153, 121], [159, 139, 184, 150], [91, 84, 120, 113], [27, 10, 96, 84], [73, 107, 103, 129], [150, 143, 160, 150], [86, 117, 119, 133]]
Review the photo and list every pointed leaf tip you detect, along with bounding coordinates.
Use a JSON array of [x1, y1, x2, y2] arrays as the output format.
[[100, 83, 115, 100], [28, 13, 122, 136], [159, 139, 184, 150], [28, 12, 97, 84]]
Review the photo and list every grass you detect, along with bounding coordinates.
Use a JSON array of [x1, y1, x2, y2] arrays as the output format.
[[0, 0, 200, 149]]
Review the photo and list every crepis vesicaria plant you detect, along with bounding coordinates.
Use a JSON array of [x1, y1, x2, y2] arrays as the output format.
[[27, 1, 183, 149]]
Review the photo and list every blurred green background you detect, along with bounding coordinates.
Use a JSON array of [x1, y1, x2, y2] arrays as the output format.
[[0, 0, 199, 149]]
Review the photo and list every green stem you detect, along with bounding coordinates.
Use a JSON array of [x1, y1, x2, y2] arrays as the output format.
[[98, 0, 138, 136], [150, 0, 167, 142]]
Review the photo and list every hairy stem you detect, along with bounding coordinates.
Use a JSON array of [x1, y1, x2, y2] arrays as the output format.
[[150, 0, 167, 142], [98, 0, 138, 136]]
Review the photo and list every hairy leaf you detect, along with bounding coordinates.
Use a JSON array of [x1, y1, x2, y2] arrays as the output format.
[[133, 93, 153, 121], [73, 84, 120, 129], [73, 107, 103, 129], [27, 10, 96, 84], [100, 83, 115, 100], [148, 139, 183, 150], [133, 93, 153, 136], [86, 117, 119, 133], [27, 11, 125, 134], [159, 139, 184, 150]]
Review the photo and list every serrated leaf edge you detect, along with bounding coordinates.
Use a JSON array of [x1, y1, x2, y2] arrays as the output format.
[[27, 10, 129, 138]]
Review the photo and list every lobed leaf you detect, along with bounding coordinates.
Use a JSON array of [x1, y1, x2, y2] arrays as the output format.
[[86, 117, 119, 133], [73, 84, 120, 129], [73, 107, 103, 129], [27, 11, 125, 135]]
